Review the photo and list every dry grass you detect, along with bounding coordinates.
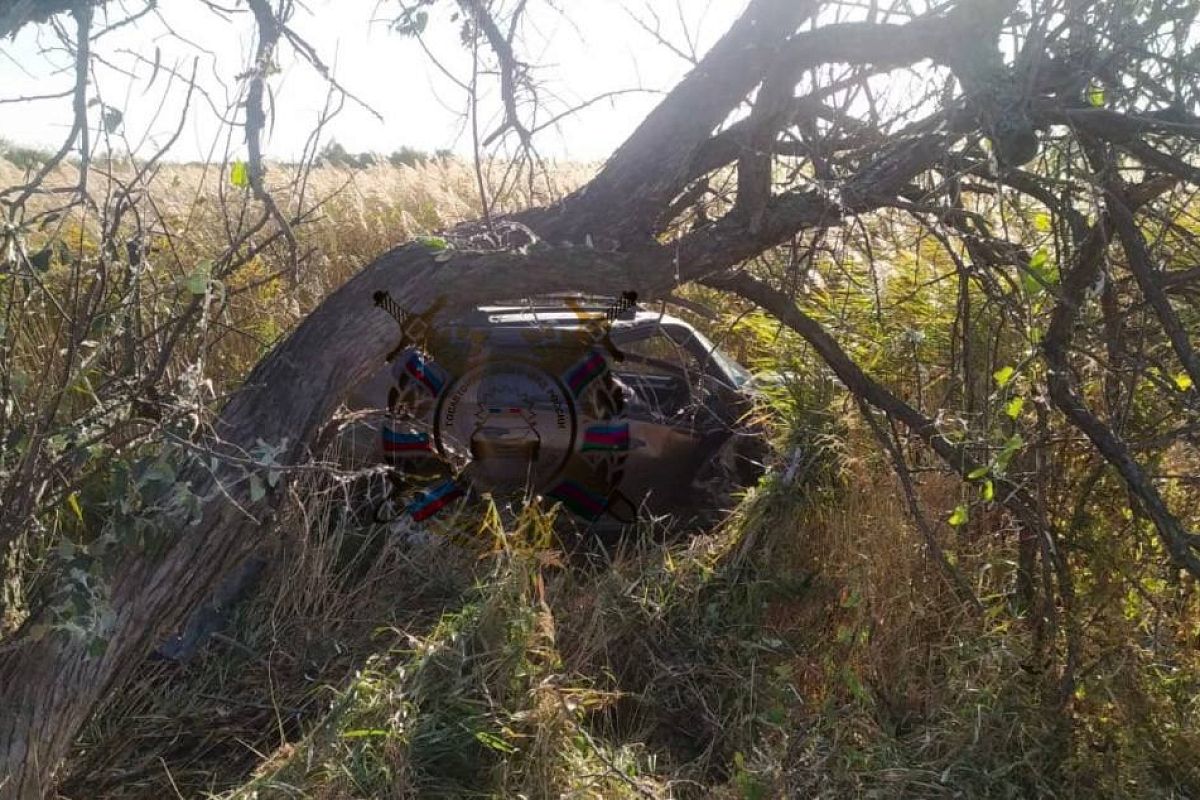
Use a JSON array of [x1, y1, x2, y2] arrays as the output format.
[[2, 154, 593, 384], [60, 466, 480, 797], [55, 404, 1200, 799]]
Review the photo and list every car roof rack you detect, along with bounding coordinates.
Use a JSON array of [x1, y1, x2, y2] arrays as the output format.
[[474, 294, 639, 321]]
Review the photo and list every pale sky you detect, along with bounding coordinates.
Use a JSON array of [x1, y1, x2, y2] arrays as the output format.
[[0, 0, 746, 163]]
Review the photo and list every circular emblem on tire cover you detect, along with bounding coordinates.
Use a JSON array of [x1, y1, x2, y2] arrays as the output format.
[[435, 359, 576, 492], [382, 326, 633, 523]]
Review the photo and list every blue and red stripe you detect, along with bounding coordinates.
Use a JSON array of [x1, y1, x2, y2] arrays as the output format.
[[547, 480, 609, 520], [563, 351, 607, 396], [407, 479, 465, 522], [582, 423, 630, 452], [403, 352, 445, 396], [382, 427, 433, 453]]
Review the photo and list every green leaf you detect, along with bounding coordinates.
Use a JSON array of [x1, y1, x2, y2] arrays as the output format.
[[968, 465, 990, 480], [1174, 373, 1194, 392], [230, 161, 250, 188], [841, 667, 871, 704], [1023, 249, 1058, 295], [27, 247, 53, 271], [993, 366, 1015, 387], [948, 505, 969, 527], [66, 492, 83, 522], [418, 235, 449, 251], [1034, 212, 1052, 232], [1087, 82, 1106, 108], [342, 729, 391, 739], [1037, 256, 1058, 285], [981, 479, 995, 502], [185, 260, 212, 295], [1005, 396, 1025, 419], [474, 730, 518, 754], [57, 539, 76, 560], [142, 459, 176, 485], [762, 705, 787, 725], [995, 433, 1025, 471], [248, 473, 266, 503]]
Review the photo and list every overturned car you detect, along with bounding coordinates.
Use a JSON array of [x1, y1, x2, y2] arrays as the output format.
[[343, 294, 767, 526]]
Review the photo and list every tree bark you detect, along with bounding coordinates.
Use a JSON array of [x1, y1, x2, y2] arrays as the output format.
[[523, 0, 818, 246]]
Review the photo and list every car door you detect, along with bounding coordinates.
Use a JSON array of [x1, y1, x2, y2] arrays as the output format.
[[611, 326, 711, 513]]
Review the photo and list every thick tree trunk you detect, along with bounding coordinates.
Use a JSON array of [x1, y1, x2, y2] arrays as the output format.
[[521, 0, 818, 245]]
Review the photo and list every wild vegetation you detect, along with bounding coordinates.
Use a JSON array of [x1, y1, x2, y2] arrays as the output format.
[[0, 153, 1195, 798], [3, 0, 1200, 796]]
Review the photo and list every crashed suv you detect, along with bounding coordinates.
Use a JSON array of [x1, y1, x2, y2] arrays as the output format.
[[158, 296, 767, 660], [343, 295, 766, 526]]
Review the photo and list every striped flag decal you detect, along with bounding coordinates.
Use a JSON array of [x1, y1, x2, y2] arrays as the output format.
[[547, 479, 609, 520], [382, 427, 433, 453], [563, 350, 607, 396], [407, 479, 466, 522], [582, 423, 630, 452], [403, 352, 446, 396]]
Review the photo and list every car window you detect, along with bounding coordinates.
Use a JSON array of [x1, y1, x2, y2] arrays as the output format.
[[619, 330, 703, 377], [615, 331, 703, 421], [687, 328, 752, 388]]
